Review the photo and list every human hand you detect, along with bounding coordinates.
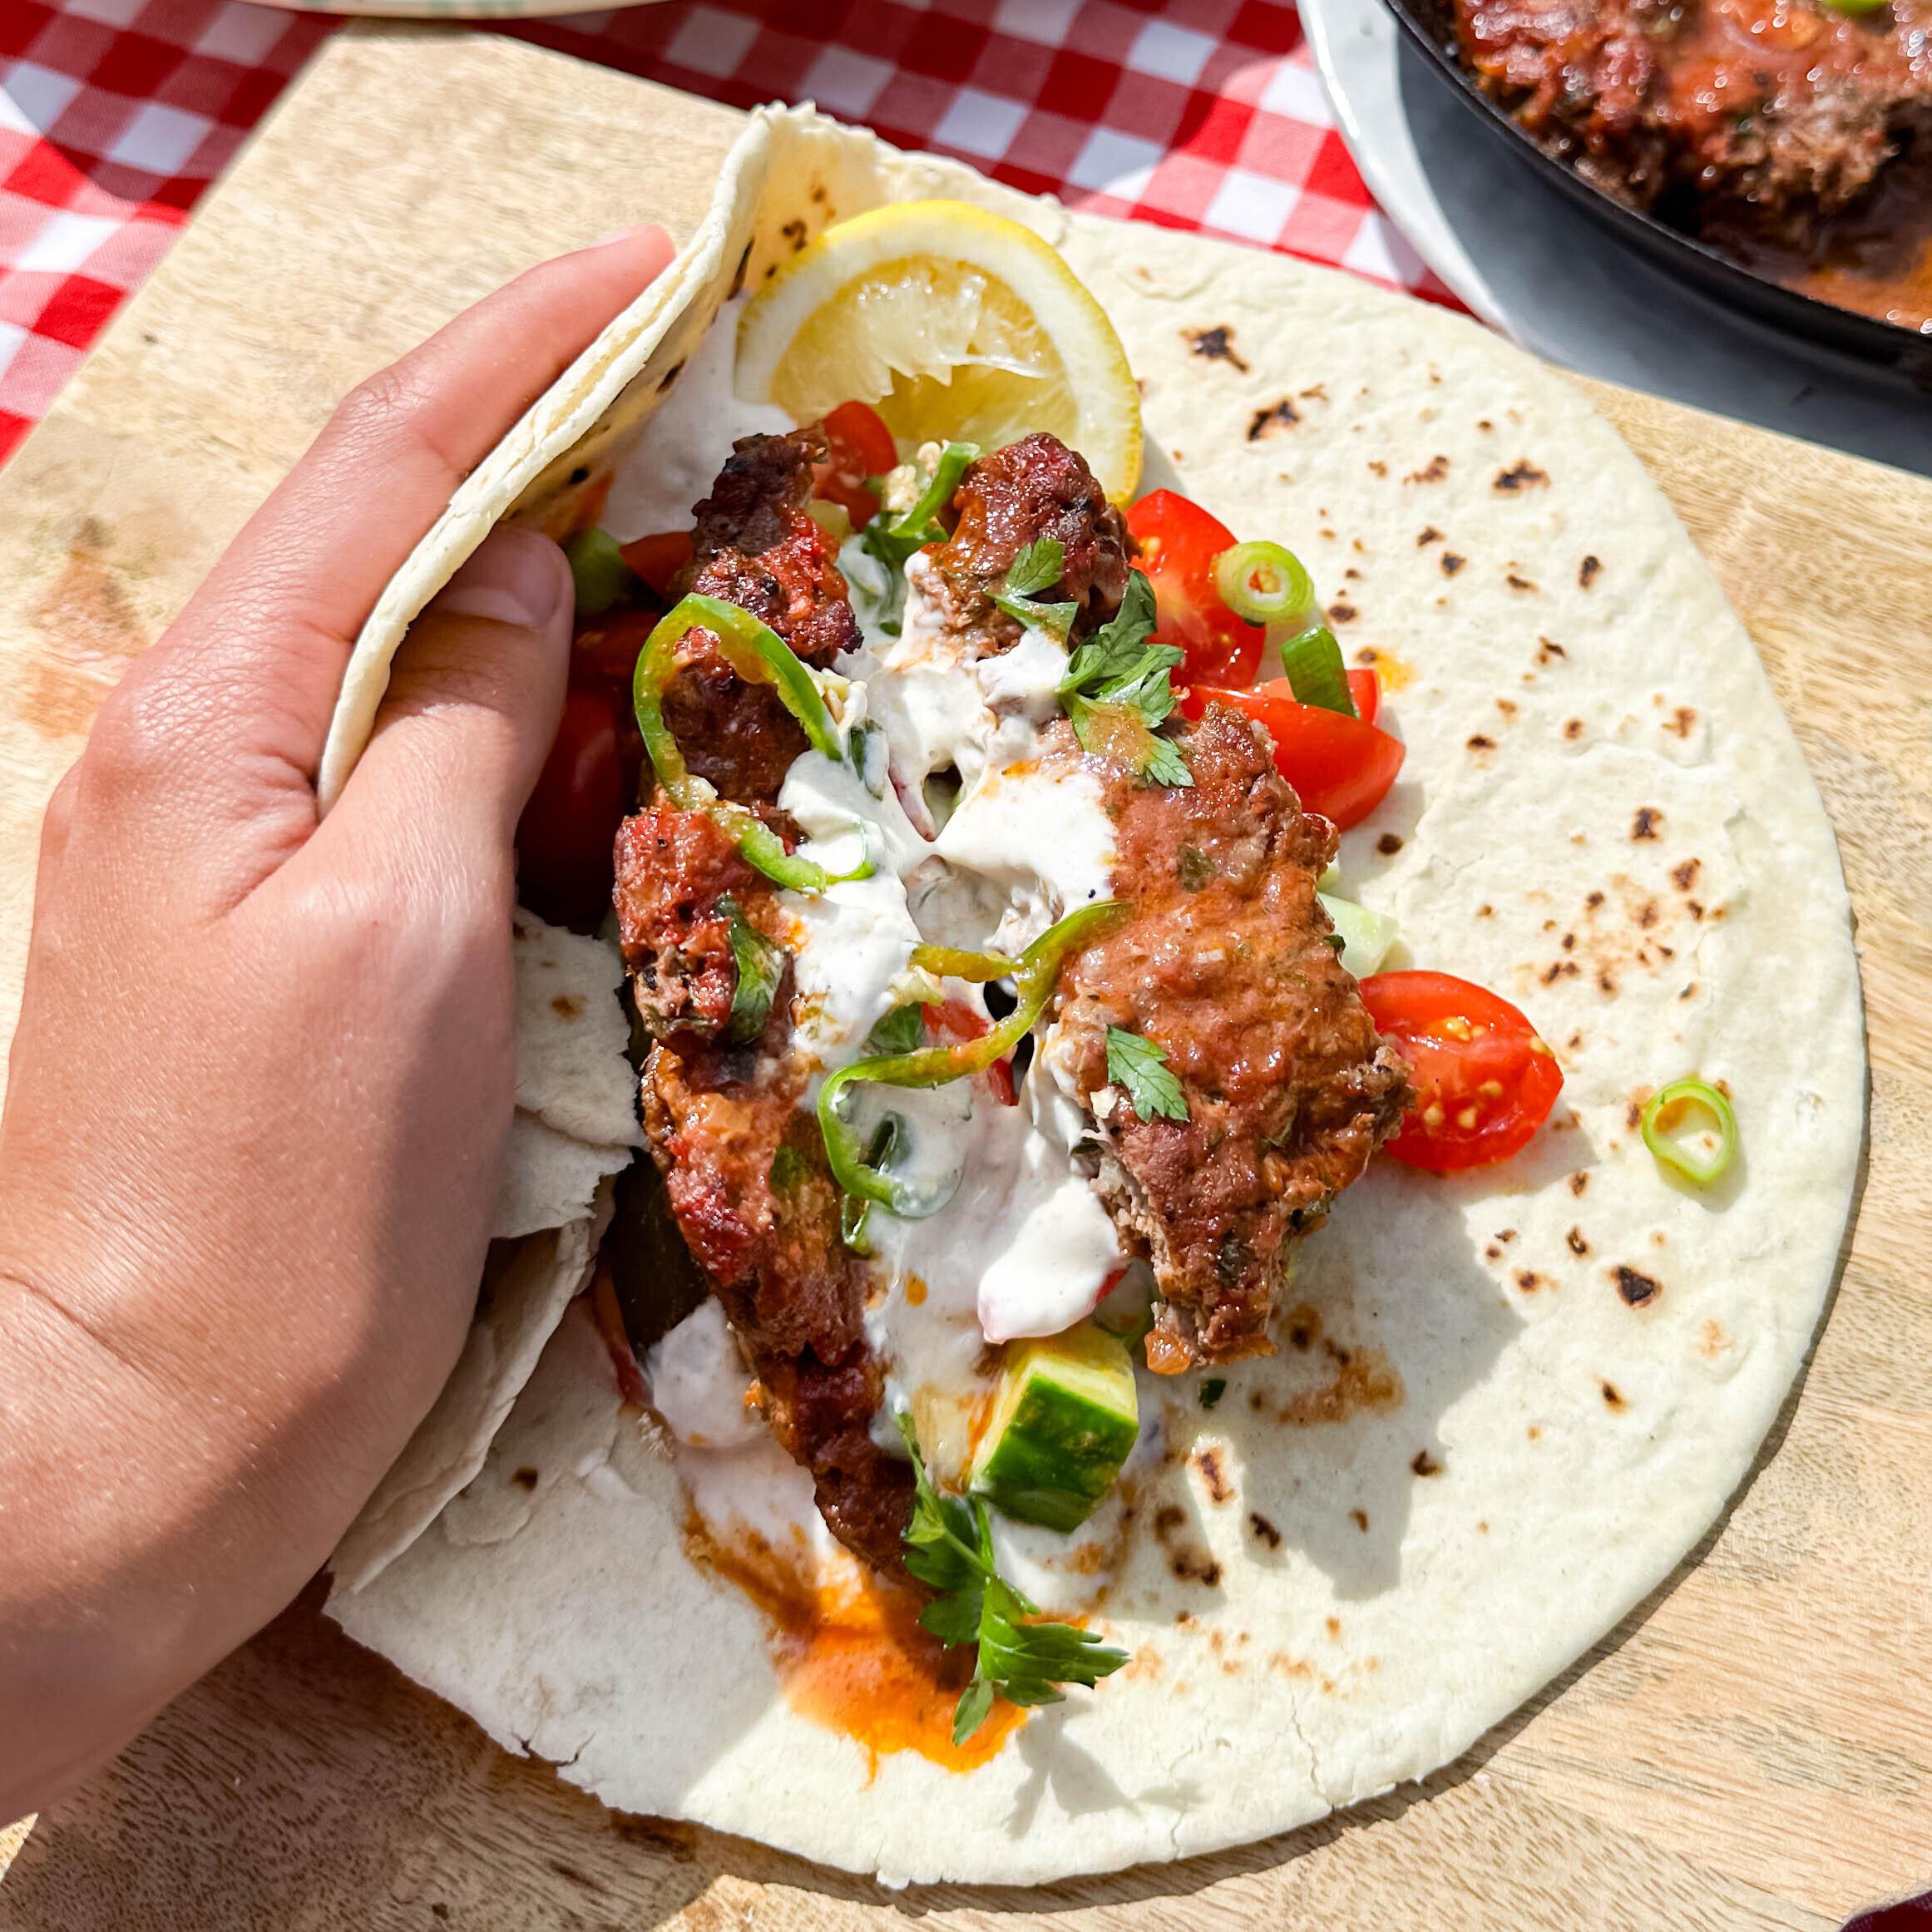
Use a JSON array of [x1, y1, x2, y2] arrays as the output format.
[[0, 225, 673, 1820]]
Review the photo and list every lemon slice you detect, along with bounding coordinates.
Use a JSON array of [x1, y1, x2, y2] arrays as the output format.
[[735, 200, 1142, 502]]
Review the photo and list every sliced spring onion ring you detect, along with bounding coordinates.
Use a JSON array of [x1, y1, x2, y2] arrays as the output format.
[[820, 899, 1128, 1224], [566, 526, 631, 616], [1274, 623, 1356, 717], [1640, 1078, 1739, 1186], [720, 897, 785, 1045], [910, 943, 1017, 982], [1214, 539, 1317, 632], [633, 592, 872, 894]]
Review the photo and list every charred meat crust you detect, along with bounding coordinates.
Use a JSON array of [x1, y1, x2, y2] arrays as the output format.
[[1450, 0, 1932, 247], [663, 430, 862, 802], [615, 429, 912, 1572], [1054, 703, 1411, 1369], [925, 432, 1131, 647], [642, 1048, 912, 1574], [615, 806, 763, 1040]]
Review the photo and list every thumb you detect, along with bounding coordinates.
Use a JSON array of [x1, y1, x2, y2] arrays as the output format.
[[326, 526, 574, 872]]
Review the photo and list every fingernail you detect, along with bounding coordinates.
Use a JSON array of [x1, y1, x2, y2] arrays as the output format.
[[435, 526, 571, 632]]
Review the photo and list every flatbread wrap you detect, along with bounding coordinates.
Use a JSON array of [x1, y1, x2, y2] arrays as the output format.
[[323, 105, 1864, 1885], [332, 909, 640, 1592]]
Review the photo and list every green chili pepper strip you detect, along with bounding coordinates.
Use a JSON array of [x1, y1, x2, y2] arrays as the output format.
[[840, 1115, 904, 1257], [1214, 539, 1317, 633], [864, 442, 982, 571], [1639, 1077, 1739, 1187], [633, 592, 866, 894], [639, 592, 842, 758], [897, 442, 981, 541], [820, 899, 1129, 1218], [909, 943, 1017, 983]]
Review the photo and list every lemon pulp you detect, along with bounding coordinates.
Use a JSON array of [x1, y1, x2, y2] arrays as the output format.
[[736, 200, 1141, 502]]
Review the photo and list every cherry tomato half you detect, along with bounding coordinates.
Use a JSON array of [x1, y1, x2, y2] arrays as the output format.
[[571, 605, 659, 688], [516, 685, 629, 934], [1259, 670, 1383, 726], [620, 530, 692, 601], [925, 999, 1017, 1108], [1358, 971, 1564, 1173], [1346, 666, 1380, 726], [813, 400, 898, 527], [1125, 490, 1266, 687], [1181, 682, 1404, 829]]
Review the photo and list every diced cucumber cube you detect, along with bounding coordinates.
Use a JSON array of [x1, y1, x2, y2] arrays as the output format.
[[1318, 891, 1399, 979], [970, 1323, 1139, 1533]]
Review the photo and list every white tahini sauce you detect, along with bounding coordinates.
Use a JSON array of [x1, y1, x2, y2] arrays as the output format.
[[619, 399, 1134, 1575], [643, 1300, 766, 1450], [777, 553, 1124, 1475]]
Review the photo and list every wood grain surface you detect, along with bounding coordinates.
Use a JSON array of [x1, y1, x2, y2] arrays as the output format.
[[2, 27, 1928, 1932]]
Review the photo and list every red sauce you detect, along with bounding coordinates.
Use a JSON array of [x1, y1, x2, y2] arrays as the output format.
[[1719, 148, 1932, 333], [684, 1515, 1025, 1775], [589, 1267, 651, 1409]]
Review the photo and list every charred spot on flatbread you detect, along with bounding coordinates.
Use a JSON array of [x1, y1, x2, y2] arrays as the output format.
[[1495, 462, 1549, 492], [1185, 324, 1249, 371]]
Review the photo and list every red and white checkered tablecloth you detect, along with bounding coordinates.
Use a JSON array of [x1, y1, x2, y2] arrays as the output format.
[[0, 0, 1455, 471]]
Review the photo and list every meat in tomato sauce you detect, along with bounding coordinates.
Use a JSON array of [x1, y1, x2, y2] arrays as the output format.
[[1447, 0, 1932, 326], [665, 429, 862, 800], [924, 430, 1132, 646], [1053, 704, 1412, 1370]]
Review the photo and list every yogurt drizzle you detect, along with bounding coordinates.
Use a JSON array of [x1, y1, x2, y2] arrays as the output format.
[[634, 417, 1129, 1579]]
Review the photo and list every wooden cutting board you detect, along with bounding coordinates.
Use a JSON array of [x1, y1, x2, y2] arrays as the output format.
[[2, 26, 1929, 1932]]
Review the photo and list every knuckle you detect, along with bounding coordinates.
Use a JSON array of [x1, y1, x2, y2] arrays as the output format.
[[329, 358, 435, 457], [82, 667, 194, 799], [385, 621, 522, 714], [40, 761, 82, 844]]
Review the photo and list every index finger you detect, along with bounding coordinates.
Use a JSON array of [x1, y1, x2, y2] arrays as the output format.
[[146, 225, 674, 780]]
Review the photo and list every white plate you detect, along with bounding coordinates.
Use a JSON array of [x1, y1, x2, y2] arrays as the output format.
[[1301, 0, 1931, 477]]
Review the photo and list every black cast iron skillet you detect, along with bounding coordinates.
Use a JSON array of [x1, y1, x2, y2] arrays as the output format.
[[1379, 0, 1932, 380]]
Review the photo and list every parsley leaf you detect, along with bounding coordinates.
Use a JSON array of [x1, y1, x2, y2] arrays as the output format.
[[1060, 570, 1160, 693], [951, 1676, 996, 1747], [895, 1412, 1129, 1742], [1005, 536, 1065, 599], [1137, 734, 1193, 789], [990, 535, 1077, 640], [1105, 1025, 1190, 1123], [1058, 572, 1193, 788], [720, 897, 786, 1045], [867, 1001, 927, 1056]]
